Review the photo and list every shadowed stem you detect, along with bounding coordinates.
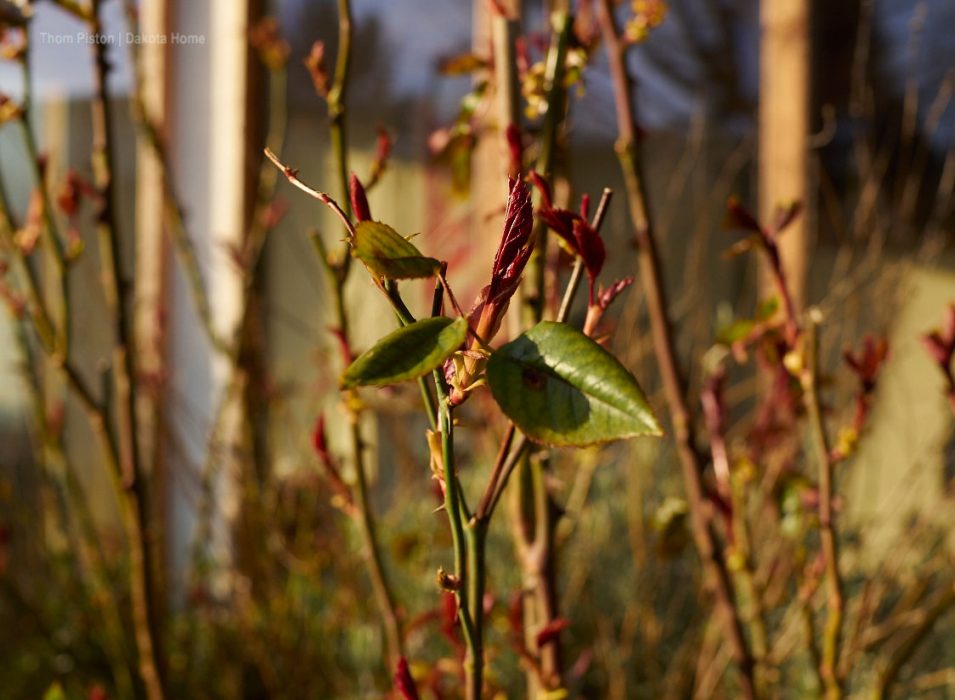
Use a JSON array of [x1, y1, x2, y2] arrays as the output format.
[[595, 1, 757, 697]]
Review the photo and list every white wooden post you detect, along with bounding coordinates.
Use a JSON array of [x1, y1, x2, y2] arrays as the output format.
[[164, 0, 251, 594]]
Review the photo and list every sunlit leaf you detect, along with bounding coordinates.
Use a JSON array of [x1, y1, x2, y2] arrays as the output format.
[[487, 321, 661, 446], [353, 221, 441, 279], [342, 317, 467, 388]]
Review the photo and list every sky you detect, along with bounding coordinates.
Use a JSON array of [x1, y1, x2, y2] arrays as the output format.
[[0, 0, 133, 100], [0, 0, 951, 149]]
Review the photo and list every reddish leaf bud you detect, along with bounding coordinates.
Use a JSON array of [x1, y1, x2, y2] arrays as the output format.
[[505, 122, 523, 175], [572, 218, 606, 302], [249, 17, 290, 70], [536, 618, 570, 649], [304, 41, 330, 97], [944, 304, 955, 345], [843, 335, 889, 391], [598, 277, 635, 311], [349, 173, 372, 222], [366, 126, 393, 187], [724, 196, 763, 235], [486, 177, 533, 310], [311, 414, 331, 466], [922, 332, 951, 369], [527, 170, 553, 209], [393, 658, 420, 700]]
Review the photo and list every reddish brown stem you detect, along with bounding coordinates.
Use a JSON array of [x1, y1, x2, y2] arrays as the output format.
[[596, 2, 756, 697], [264, 147, 355, 237]]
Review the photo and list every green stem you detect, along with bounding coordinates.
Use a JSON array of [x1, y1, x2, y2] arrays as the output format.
[[432, 370, 480, 697], [466, 521, 487, 700]]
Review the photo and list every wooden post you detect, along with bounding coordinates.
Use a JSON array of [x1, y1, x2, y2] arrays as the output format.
[[133, 0, 170, 597], [163, 0, 255, 594], [204, 0, 254, 589], [759, 0, 810, 309], [471, 0, 508, 277]]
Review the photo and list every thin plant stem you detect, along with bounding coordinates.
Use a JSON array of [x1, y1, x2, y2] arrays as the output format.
[[313, 238, 405, 670], [347, 398, 404, 668], [557, 259, 585, 324], [6, 5, 170, 697], [427, 283, 480, 692], [801, 311, 844, 699], [88, 2, 166, 696], [595, 1, 757, 697], [0, 184, 56, 352], [2, 236, 136, 700], [486, 435, 530, 521], [432, 370, 480, 698], [476, 424, 516, 521], [16, 47, 70, 357], [265, 148, 355, 236], [329, 0, 353, 219], [465, 521, 487, 700], [306, 8, 406, 654]]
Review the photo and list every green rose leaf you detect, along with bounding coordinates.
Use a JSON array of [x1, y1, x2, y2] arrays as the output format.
[[353, 221, 442, 279], [487, 321, 662, 446], [342, 316, 467, 388]]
